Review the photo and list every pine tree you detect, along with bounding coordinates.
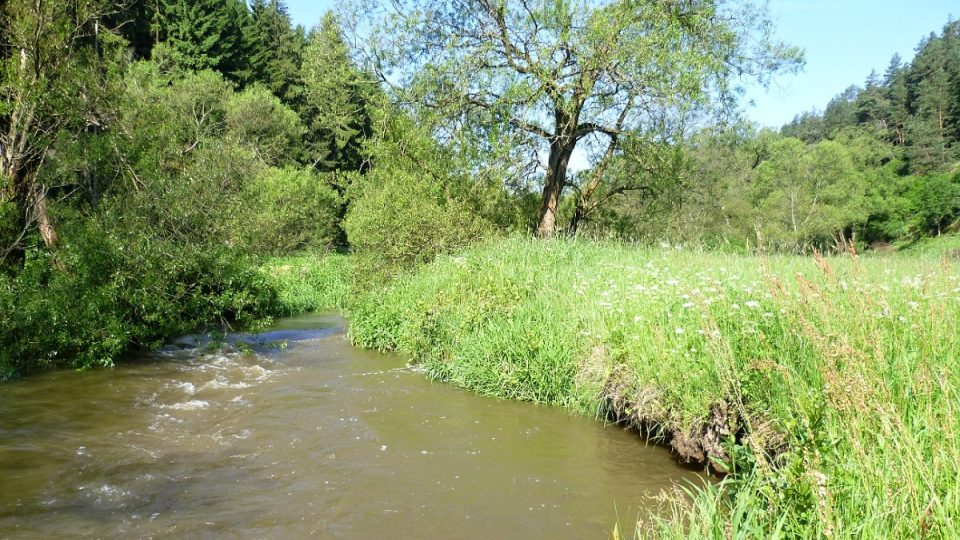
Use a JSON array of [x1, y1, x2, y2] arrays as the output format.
[[157, 0, 249, 80], [108, 0, 155, 59], [245, 0, 304, 102], [855, 71, 892, 132], [300, 12, 374, 173], [940, 20, 960, 146], [822, 85, 860, 134], [883, 54, 910, 146], [904, 26, 959, 171]]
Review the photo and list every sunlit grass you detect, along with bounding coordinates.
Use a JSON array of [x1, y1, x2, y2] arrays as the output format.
[[260, 253, 352, 315], [349, 236, 960, 538]]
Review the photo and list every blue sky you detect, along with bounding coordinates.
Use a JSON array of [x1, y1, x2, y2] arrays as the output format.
[[285, 0, 957, 128]]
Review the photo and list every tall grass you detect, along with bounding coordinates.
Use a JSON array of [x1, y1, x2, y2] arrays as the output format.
[[349, 236, 960, 538], [259, 253, 352, 315]]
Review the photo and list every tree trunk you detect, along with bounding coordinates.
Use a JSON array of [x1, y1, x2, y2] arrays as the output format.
[[537, 139, 574, 237], [568, 205, 587, 235], [568, 136, 619, 235], [30, 183, 57, 248]]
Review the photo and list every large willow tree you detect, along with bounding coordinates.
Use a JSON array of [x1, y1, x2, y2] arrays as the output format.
[[1, 0, 112, 264], [366, 0, 802, 235]]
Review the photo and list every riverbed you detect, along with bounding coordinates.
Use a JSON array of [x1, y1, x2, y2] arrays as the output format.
[[0, 313, 704, 538]]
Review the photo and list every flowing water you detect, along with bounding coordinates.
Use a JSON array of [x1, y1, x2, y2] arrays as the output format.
[[0, 314, 705, 539]]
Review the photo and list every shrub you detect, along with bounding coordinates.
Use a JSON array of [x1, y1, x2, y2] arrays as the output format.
[[237, 167, 342, 255], [0, 213, 279, 377], [343, 169, 490, 282]]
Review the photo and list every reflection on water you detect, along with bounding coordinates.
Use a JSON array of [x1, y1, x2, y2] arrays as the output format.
[[0, 314, 705, 538]]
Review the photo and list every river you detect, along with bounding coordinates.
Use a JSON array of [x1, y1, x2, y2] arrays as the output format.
[[0, 313, 704, 538]]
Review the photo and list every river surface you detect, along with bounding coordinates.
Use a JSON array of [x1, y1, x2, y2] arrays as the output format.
[[0, 314, 704, 539]]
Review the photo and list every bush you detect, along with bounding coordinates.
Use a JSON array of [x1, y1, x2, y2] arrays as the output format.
[[237, 167, 342, 255], [0, 214, 279, 377], [343, 169, 490, 282], [905, 171, 960, 235]]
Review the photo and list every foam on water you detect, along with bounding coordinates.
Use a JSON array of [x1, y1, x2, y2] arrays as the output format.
[[200, 376, 251, 391], [162, 400, 210, 411], [174, 382, 196, 395]]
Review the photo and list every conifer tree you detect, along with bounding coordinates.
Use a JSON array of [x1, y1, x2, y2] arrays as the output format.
[[884, 54, 910, 146], [855, 71, 892, 131], [904, 26, 959, 171], [245, 0, 303, 102], [157, 0, 249, 80], [300, 12, 373, 173]]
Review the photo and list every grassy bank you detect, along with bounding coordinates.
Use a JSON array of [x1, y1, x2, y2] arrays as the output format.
[[260, 253, 352, 315], [349, 237, 960, 538]]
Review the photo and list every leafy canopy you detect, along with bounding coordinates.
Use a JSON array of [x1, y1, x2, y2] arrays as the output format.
[[363, 0, 803, 234]]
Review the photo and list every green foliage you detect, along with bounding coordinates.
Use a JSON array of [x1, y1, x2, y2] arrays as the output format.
[[753, 138, 868, 248], [903, 171, 960, 235], [343, 168, 490, 282], [260, 254, 352, 315], [0, 213, 279, 376], [244, 0, 304, 101], [1, 0, 121, 261], [369, 0, 802, 235], [341, 100, 497, 281], [155, 0, 250, 80], [782, 20, 960, 174], [1, 56, 345, 375], [224, 84, 305, 167], [107, 63, 316, 248], [237, 167, 342, 255], [300, 12, 373, 172], [639, 128, 877, 251]]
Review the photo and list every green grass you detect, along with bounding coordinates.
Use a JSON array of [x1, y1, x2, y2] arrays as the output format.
[[349, 236, 960, 538], [259, 253, 353, 315], [896, 233, 960, 257]]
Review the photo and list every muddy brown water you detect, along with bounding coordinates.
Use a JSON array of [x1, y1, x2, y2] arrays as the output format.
[[0, 314, 705, 539]]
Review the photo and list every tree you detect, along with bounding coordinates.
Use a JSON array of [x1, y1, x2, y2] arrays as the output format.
[[883, 53, 910, 146], [905, 29, 956, 172], [0, 0, 113, 265], [366, 0, 802, 236], [855, 71, 892, 131], [109, 0, 156, 59], [822, 85, 860, 134], [301, 12, 373, 173], [156, 0, 249, 81], [342, 99, 493, 279], [108, 63, 307, 247], [753, 138, 867, 248], [245, 0, 304, 100]]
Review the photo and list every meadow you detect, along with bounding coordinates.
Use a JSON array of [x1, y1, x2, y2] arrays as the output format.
[[348, 237, 960, 538]]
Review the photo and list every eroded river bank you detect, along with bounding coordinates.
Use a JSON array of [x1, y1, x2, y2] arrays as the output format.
[[0, 313, 704, 538]]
